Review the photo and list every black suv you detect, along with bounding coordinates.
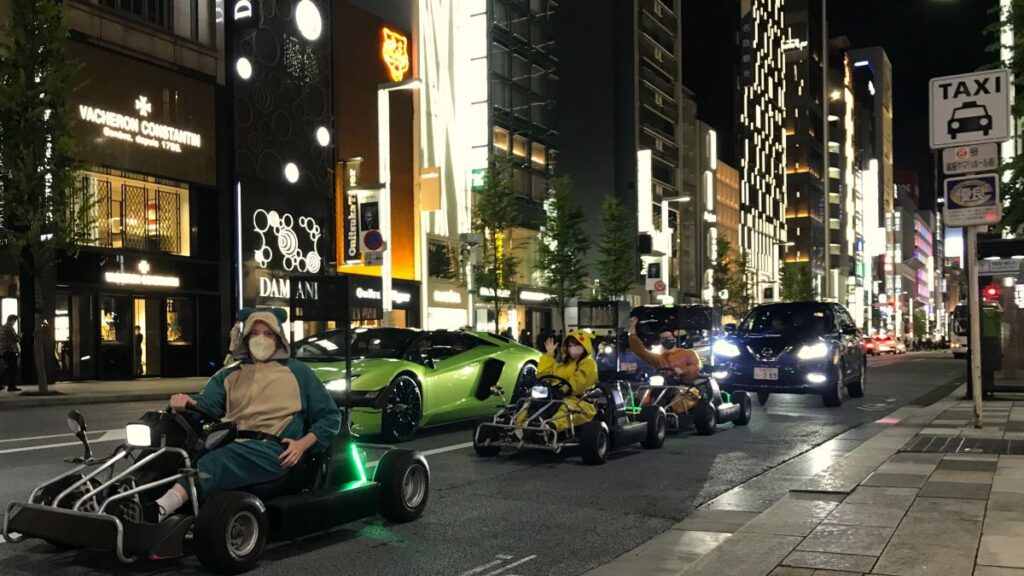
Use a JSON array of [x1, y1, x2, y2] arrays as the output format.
[[710, 301, 866, 407]]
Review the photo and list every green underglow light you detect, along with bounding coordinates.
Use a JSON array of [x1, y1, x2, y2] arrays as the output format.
[[350, 443, 368, 483]]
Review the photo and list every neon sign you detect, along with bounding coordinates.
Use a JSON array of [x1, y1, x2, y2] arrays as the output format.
[[381, 27, 409, 82], [78, 95, 203, 153]]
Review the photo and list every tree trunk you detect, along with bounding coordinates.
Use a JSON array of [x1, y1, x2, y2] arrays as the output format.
[[31, 242, 56, 394]]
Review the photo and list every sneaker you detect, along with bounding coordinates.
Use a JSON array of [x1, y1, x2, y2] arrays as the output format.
[[138, 500, 166, 524]]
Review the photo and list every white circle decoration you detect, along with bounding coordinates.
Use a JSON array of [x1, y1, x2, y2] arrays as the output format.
[[295, 0, 322, 41], [284, 162, 299, 183], [316, 126, 330, 147], [236, 57, 253, 80]]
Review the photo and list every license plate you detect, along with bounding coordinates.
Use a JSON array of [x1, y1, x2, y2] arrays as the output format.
[[754, 367, 778, 380]]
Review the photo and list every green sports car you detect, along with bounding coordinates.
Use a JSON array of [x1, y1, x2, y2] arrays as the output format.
[[295, 328, 541, 442]]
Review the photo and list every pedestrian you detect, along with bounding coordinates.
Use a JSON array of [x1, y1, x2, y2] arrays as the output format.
[[518, 328, 531, 346], [134, 325, 144, 375], [0, 314, 21, 392], [500, 326, 513, 339]]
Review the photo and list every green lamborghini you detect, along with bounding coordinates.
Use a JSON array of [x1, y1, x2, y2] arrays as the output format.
[[295, 328, 541, 442]]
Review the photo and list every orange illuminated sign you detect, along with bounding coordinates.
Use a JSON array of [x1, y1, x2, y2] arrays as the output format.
[[381, 27, 409, 82]]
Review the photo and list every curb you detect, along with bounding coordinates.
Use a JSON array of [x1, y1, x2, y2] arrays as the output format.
[[0, 393, 183, 411]]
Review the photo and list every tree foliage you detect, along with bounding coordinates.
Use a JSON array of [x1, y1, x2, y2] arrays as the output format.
[[712, 237, 752, 319], [0, 0, 92, 391], [538, 176, 589, 334], [987, 1, 1024, 234], [471, 156, 520, 331], [780, 262, 815, 302], [595, 196, 635, 300]]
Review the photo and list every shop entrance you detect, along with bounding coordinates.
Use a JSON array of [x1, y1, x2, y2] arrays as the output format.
[[133, 297, 162, 376]]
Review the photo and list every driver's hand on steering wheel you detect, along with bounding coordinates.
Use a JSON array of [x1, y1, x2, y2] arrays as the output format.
[[169, 393, 196, 412]]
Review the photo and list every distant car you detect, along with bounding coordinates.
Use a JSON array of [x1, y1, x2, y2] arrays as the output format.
[[948, 101, 992, 139], [863, 337, 876, 356], [711, 301, 867, 407]]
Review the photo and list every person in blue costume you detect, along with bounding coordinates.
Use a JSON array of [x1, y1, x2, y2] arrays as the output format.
[[147, 307, 341, 522]]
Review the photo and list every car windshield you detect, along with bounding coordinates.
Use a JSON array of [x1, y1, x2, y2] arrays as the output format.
[[738, 304, 832, 335], [953, 106, 986, 119], [294, 328, 419, 360]]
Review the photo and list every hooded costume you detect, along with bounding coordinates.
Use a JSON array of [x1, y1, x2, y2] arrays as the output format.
[[184, 307, 341, 500], [519, 329, 599, 431]]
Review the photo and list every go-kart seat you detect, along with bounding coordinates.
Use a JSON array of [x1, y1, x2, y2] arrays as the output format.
[[241, 452, 324, 502]]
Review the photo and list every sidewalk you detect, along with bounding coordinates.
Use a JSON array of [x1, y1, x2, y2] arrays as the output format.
[[587, 382, 1024, 576], [0, 377, 207, 410]]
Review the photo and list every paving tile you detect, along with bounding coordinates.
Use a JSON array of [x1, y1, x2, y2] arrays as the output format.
[[673, 509, 760, 533], [681, 533, 802, 576], [861, 472, 930, 488], [843, 486, 919, 507], [875, 462, 940, 476], [782, 549, 876, 572], [937, 459, 1000, 472], [699, 486, 777, 512], [991, 478, 1024, 493], [984, 510, 1024, 537], [946, 453, 1001, 462], [584, 529, 731, 576], [907, 497, 986, 522], [974, 567, 1024, 576], [826, 502, 907, 528], [889, 516, 981, 549], [888, 453, 945, 464], [811, 570, 864, 576], [989, 491, 1024, 513], [979, 535, 1024, 569], [873, 541, 975, 576], [917, 480, 992, 500], [769, 568, 815, 576], [930, 469, 996, 484], [739, 494, 843, 537], [797, 523, 895, 556]]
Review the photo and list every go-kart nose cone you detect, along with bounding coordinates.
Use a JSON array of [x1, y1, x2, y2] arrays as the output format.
[[530, 385, 549, 399]]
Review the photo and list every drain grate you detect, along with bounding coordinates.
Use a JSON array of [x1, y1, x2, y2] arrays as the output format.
[[900, 435, 1024, 455]]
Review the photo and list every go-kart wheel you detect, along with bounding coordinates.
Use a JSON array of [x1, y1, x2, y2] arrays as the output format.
[[194, 491, 268, 575], [757, 392, 770, 406], [639, 405, 666, 449], [693, 400, 717, 436], [473, 424, 501, 457], [511, 362, 537, 402], [376, 449, 430, 522], [732, 392, 753, 426], [382, 375, 423, 443], [580, 421, 609, 465]]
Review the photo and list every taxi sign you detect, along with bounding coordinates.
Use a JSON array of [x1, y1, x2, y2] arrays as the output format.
[[930, 69, 1011, 149]]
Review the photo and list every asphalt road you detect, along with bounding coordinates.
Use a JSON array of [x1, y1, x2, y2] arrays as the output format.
[[0, 351, 964, 576]]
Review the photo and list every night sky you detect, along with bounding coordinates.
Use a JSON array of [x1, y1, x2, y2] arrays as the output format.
[[828, 0, 999, 211]]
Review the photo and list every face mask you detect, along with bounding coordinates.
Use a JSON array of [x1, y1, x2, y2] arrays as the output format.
[[661, 338, 676, 350], [568, 345, 584, 359], [248, 334, 278, 362]]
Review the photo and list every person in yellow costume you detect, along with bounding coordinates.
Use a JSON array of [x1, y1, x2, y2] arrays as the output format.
[[517, 329, 599, 432]]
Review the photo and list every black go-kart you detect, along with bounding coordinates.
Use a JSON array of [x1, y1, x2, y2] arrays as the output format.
[[624, 367, 753, 435], [472, 374, 667, 465], [2, 407, 429, 574]]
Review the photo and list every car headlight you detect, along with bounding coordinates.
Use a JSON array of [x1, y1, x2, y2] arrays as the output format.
[[980, 117, 990, 125], [649, 375, 665, 387], [712, 341, 741, 358], [796, 342, 829, 360], [951, 120, 961, 129], [325, 374, 361, 392], [531, 385, 549, 399], [711, 371, 729, 380], [602, 345, 614, 355], [125, 423, 153, 447]]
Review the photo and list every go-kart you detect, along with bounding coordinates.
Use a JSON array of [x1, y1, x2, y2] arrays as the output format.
[[625, 367, 752, 435], [2, 406, 429, 574], [472, 374, 666, 465]]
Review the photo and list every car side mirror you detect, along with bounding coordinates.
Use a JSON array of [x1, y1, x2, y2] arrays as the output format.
[[66, 410, 87, 435], [724, 323, 736, 334], [424, 356, 437, 370]]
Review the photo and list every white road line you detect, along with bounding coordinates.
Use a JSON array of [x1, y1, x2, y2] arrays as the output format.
[[459, 558, 508, 576], [0, 430, 126, 455], [367, 441, 474, 468], [0, 429, 118, 444], [483, 555, 537, 576]]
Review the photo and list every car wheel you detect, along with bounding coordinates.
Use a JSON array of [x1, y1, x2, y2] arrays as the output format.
[[821, 364, 845, 407], [732, 391, 753, 426], [194, 492, 268, 575], [693, 400, 717, 435], [382, 375, 422, 443], [376, 449, 430, 522], [473, 423, 501, 457], [757, 392, 770, 406], [580, 421, 609, 465], [848, 360, 867, 398], [511, 362, 537, 402], [639, 405, 666, 449]]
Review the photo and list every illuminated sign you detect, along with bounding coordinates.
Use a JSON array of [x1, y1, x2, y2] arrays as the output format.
[[105, 272, 180, 288], [479, 287, 512, 299], [782, 38, 808, 52], [253, 209, 322, 273], [78, 99, 203, 153], [356, 286, 412, 305], [519, 290, 552, 302], [1016, 285, 1024, 308], [432, 290, 463, 305], [381, 27, 410, 82]]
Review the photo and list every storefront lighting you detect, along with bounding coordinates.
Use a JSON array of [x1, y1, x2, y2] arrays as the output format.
[[519, 290, 552, 302], [236, 57, 253, 80], [105, 271, 180, 288], [295, 0, 323, 41], [381, 27, 410, 82], [316, 126, 330, 147], [432, 290, 462, 305], [284, 162, 299, 183]]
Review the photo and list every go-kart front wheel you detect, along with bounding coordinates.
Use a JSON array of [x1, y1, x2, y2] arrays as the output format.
[[473, 424, 501, 457], [732, 392, 753, 426], [639, 406, 666, 449], [693, 400, 717, 436], [376, 449, 430, 522], [194, 491, 268, 575], [580, 421, 609, 465]]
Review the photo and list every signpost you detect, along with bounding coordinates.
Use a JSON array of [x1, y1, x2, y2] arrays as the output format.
[[931, 68, 1012, 428], [977, 259, 1022, 277]]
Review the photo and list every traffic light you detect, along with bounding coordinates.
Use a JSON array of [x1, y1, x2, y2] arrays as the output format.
[[983, 284, 1000, 301]]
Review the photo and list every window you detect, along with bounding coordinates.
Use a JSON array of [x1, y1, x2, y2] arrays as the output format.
[[530, 142, 546, 170], [100, 0, 173, 32], [166, 298, 193, 345], [83, 171, 190, 256], [512, 134, 529, 159], [493, 126, 511, 156], [428, 240, 459, 280], [491, 45, 510, 78]]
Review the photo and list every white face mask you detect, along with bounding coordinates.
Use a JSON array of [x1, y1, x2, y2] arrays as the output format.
[[248, 334, 278, 362], [568, 345, 584, 359]]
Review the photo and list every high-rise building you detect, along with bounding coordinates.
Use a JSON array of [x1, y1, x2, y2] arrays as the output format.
[[893, 170, 921, 336], [782, 0, 827, 298], [827, 48, 859, 314], [716, 161, 742, 264], [738, 0, 787, 302]]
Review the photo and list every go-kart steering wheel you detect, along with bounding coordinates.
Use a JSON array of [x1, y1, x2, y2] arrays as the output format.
[[166, 405, 220, 437], [534, 374, 575, 395]]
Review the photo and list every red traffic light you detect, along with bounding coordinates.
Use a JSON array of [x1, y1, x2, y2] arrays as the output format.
[[983, 285, 1000, 300]]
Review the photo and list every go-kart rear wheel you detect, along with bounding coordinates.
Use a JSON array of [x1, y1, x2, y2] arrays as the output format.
[[639, 406, 666, 449], [376, 449, 430, 522], [693, 400, 717, 436], [473, 424, 501, 457], [580, 421, 609, 465], [732, 392, 753, 426], [194, 491, 268, 575]]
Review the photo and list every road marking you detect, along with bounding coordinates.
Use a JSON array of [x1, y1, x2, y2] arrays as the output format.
[[0, 430, 126, 455], [483, 555, 537, 576], [0, 429, 118, 444], [459, 555, 513, 576], [366, 441, 474, 468]]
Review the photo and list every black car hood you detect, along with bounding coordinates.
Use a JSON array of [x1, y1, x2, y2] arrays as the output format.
[[731, 332, 824, 356]]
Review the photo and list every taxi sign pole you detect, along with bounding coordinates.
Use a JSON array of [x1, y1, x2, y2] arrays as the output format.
[[966, 226, 983, 428]]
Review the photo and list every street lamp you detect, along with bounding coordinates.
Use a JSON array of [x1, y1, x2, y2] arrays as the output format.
[[378, 78, 421, 324]]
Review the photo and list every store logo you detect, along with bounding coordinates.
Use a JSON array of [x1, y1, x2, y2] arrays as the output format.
[[258, 276, 319, 301], [134, 95, 151, 117], [233, 0, 253, 21], [355, 287, 412, 305], [381, 27, 409, 82], [78, 94, 202, 153], [252, 209, 322, 273], [432, 290, 462, 305]]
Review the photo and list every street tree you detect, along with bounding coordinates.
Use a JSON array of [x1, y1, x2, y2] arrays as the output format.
[[780, 262, 815, 302], [595, 196, 635, 300], [0, 0, 93, 393], [471, 157, 520, 332], [726, 251, 754, 318], [712, 236, 733, 310], [989, 1, 1024, 234], [538, 176, 589, 334]]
